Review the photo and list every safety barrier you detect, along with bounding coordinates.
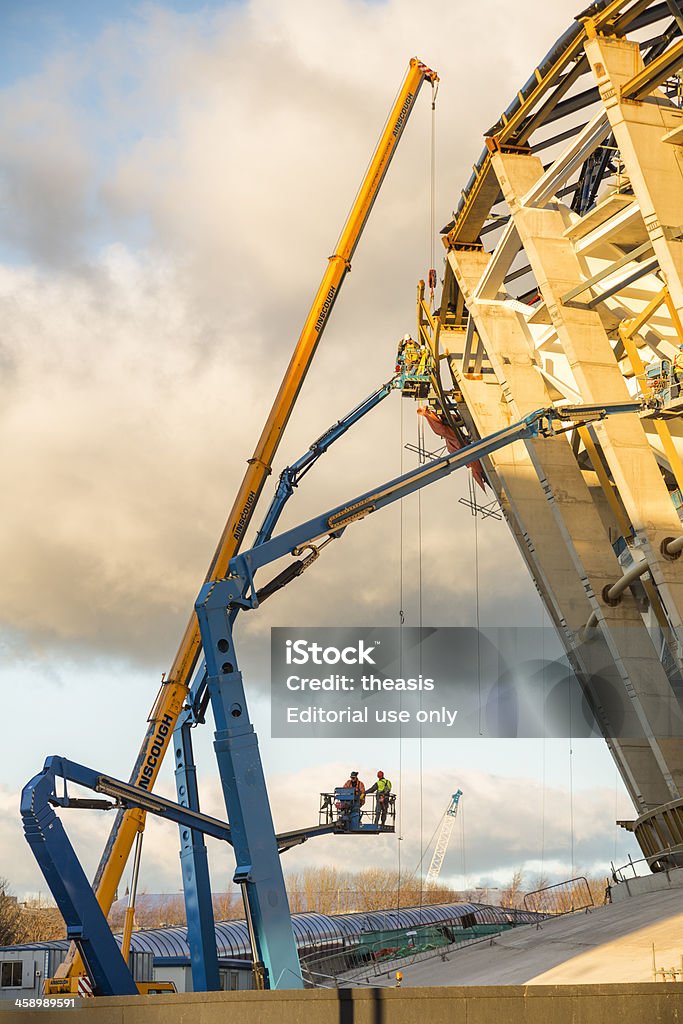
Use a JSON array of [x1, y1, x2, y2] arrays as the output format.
[[523, 877, 594, 916]]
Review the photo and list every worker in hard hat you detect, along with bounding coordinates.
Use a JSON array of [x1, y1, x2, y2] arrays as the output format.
[[366, 770, 392, 824], [396, 333, 420, 373], [674, 344, 683, 387], [344, 771, 366, 806]]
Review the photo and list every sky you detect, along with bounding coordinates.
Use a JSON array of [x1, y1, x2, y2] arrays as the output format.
[[0, 0, 642, 904]]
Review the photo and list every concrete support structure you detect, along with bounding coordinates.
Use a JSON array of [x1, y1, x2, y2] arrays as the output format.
[[492, 149, 683, 641], [448, 247, 683, 808], [584, 31, 683, 317], [436, 1, 683, 862]]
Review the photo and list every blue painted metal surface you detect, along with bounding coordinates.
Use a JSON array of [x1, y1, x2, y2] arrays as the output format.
[[229, 402, 643, 602], [172, 378, 396, 986], [254, 379, 395, 548], [173, 718, 220, 992], [195, 577, 304, 990], [20, 760, 138, 997]]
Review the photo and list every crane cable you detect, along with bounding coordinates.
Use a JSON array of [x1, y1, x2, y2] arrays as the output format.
[[428, 79, 439, 310], [417, 75, 437, 915], [541, 606, 547, 884], [397, 398, 405, 919], [418, 453, 424, 916]]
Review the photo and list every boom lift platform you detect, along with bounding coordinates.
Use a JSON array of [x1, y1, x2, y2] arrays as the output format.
[[319, 788, 397, 832], [22, 398, 650, 996]]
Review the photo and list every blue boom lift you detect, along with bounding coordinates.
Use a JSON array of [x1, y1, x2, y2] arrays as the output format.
[[21, 398, 646, 996]]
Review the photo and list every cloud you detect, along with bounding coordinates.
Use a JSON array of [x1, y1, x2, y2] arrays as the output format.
[[1, 0, 566, 667]]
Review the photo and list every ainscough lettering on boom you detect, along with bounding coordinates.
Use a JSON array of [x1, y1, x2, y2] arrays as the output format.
[[138, 714, 174, 789], [392, 92, 414, 138], [233, 490, 257, 542], [314, 286, 336, 333]]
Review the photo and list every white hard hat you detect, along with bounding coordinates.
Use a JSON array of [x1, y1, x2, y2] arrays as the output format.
[[402, 333, 412, 342]]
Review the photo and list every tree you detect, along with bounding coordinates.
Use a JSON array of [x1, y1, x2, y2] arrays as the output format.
[[500, 869, 526, 909], [14, 902, 65, 944], [0, 879, 22, 946]]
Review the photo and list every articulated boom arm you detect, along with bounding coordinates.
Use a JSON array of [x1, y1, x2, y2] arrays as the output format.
[[21, 756, 363, 997], [229, 401, 645, 607], [254, 378, 396, 547]]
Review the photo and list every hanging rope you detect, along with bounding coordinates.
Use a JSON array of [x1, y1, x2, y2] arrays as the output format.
[[428, 80, 438, 310], [397, 398, 405, 917], [569, 682, 575, 879], [417, 430, 424, 915], [540, 606, 547, 883], [460, 794, 467, 895], [473, 481, 482, 736]]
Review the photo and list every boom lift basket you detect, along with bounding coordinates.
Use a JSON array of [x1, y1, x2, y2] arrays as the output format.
[[319, 788, 396, 833]]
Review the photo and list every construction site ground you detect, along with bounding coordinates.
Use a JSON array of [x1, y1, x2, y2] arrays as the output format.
[[355, 885, 683, 987]]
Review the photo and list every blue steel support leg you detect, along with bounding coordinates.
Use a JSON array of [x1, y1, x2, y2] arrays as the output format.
[[195, 580, 303, 991], [173, 715, 221, 992], [20, 767, 138, 997]]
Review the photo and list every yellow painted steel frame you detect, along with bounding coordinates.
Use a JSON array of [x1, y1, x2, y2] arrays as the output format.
[[52, 57, 438, 990], [618, 289, 683, 493], [443, 0, 660, 248]]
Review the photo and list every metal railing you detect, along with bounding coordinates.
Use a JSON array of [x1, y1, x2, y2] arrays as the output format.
[[523, 876, 594, 916], [611, 845, 683, 883]]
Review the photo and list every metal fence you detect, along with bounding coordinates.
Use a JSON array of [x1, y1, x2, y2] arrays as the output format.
[[523, 877, 594, 916]]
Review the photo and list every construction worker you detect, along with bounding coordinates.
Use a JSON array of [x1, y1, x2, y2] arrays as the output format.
[[366, 770, 392, 824], [344, 771, 366, 806], [674, 344, 683, 386], [396, 333, 420, 373]]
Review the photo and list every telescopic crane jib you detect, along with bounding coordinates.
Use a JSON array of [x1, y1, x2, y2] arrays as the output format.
[[48, 56, 439, 995]]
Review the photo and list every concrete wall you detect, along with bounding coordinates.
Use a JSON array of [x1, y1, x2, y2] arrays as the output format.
[[13, 984, 683, 1023], [612, 866, 683, 902]]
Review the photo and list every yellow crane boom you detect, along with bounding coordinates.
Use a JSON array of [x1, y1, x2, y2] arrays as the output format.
[[53, 55, 437, 991]]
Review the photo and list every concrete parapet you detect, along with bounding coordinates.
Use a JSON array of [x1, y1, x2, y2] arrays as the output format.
[[612, 865, 683, 902], [9, 984, 683, 1024]]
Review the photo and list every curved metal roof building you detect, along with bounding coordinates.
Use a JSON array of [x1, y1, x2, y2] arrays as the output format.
[[6, 902, 540, 961]]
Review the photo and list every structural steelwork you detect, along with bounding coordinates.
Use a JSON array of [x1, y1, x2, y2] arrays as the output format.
[[425, 0, 683, 867]]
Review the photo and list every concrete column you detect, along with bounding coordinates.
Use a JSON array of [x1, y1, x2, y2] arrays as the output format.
[[491, 150, 683, 647], [449, 249, 678, 809], [584, 33, 683, 317]]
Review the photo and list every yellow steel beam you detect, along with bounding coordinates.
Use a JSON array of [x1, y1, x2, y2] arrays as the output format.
[[578, 424, 632, 536], [445, 0, 662, 248], [664, 288, 683, 344], [619, 319, 683, 494], [621, 37, 683, 100]]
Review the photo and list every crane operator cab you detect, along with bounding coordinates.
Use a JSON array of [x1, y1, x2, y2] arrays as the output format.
[[319, 782, 396, 834], [395, 333, 432, 399]]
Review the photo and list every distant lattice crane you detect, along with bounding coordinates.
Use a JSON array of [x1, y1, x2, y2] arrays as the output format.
[[426, 790, 463, 886]]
